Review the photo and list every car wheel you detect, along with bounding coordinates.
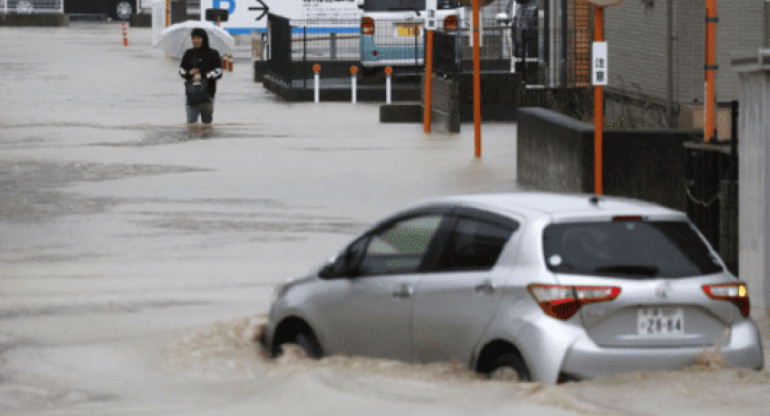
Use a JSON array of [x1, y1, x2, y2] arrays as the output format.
[[16, 0, 34, 13], [114, 0, 133, 20], [487, 353, 531, 382], [294, 330, 323, 359]]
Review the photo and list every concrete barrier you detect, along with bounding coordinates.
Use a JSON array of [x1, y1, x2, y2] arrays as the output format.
[[0, 13, 69, 26], [425, 73, 593, 132], [516, 107, 700, 210]]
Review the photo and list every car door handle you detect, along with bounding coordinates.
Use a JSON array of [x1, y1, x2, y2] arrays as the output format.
[[392, 284, 414, 299], [475, 281, 496, 294]]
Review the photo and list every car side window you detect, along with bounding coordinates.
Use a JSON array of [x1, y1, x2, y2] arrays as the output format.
[[357, 215, 444, 276], [436, 216, 515, 272]]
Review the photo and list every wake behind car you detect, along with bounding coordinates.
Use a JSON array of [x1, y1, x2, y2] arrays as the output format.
[[261, 192, 763, 383]]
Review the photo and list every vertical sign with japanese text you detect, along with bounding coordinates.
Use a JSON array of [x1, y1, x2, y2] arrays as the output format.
[[592, 41, 608, 86]]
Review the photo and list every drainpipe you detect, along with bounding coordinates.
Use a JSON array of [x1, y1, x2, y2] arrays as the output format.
[[766, 1, 770, 47], [561, 0, 568, 87], [704, 0, 717, 143]]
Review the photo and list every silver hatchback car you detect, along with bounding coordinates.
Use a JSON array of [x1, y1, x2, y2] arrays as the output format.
[[261, 192, 764, 382]]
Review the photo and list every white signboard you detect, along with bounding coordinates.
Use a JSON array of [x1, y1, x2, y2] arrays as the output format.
[[424, 0, 437, 30], [592, 41, 608, 86], [200, 0, 361, 34]]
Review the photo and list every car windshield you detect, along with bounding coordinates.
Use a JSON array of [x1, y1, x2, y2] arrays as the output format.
[[363, 0, 459, 11], [542, 221, 724, 278]]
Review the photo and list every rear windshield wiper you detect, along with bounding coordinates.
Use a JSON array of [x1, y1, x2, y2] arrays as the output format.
[[593, 265, 659, 277]]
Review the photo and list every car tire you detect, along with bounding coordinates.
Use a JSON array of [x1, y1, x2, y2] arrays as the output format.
[[114, 0, 133, 21], [295, 330, 323, 359], [16, 0, 34, 13], [487, 353, 531, 382]]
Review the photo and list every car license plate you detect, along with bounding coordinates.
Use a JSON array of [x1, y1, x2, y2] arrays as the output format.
[[637, 307, 684, 336], [397, 24, 421, 37]]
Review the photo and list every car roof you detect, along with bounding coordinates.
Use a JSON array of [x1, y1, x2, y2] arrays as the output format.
[[416, 192, 685, 222]]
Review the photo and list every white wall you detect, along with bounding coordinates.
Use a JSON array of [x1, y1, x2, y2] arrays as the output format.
[[736, 61, 770, 312]]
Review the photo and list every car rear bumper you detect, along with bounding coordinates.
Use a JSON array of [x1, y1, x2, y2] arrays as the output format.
[[360, 36, 424, 67], [560, 319, 764, 380]]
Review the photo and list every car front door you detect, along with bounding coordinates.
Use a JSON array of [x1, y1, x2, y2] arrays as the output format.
[[411, 210, 520, 364], [319, 212, 450, 362]]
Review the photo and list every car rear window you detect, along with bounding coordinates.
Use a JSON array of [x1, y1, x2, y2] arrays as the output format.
[[363, 0, 460, 11], [542, 221, 724, 278]]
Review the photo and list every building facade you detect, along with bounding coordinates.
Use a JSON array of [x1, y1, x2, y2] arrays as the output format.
[[603, 0, 767, 132]]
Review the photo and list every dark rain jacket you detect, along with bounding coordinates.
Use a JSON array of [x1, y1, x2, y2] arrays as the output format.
[[179, 30, 223, 98]]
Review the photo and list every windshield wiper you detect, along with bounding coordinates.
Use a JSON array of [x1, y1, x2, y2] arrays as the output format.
[[594, 265, 659, 277]]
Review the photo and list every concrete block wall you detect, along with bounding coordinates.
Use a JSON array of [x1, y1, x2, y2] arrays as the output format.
[[429, 75, 461, 133], [715, 1, 764, 101], [517, 106, 697, 210], [671, 0, 702, 105], [604, 0, 669, 102], [517, 107, 594, 193], [603, 0, 764, 117]]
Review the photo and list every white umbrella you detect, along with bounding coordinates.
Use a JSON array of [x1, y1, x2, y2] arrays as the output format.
[[154, 20, 235, 59]]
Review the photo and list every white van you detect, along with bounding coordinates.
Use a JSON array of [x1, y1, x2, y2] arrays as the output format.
[[356, 0, 462, 75]]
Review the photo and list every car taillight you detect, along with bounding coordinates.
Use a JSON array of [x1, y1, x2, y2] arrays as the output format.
[[361, 17, 374, 35], [702, 282, 750, 317], [528, 284, 621, 321], [443, 15, 458, 31], [612, 216, 643, 222]]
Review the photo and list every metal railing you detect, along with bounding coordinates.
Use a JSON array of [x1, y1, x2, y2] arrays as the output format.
[[433, 23, 585, 88], [2, 0, 63, 14], [264, 14, 590, 91], [266, 14, 294, 85], [266, 15, 362, 86]]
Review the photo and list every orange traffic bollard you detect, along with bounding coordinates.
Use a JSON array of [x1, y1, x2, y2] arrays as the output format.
[[313, 64, 321, 103], [384, 66, 393, 104], [122, 22, 128, 47], [350, 66, 359, 104], [228, 54, 233, 72]]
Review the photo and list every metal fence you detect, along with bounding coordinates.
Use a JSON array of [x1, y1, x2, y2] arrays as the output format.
[[432, 27, 542, 83], [684, 101, 739, 274], [266, 14, 361, 87], [2, 0, 63, 14], [264, 14, 589, 93]]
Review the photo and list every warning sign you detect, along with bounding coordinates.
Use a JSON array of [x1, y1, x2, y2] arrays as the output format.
[[592, 41, 608, 86]]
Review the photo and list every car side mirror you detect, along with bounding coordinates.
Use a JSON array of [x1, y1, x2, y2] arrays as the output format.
[[319, 251, 356, 279], [355, 0, 364, 9]]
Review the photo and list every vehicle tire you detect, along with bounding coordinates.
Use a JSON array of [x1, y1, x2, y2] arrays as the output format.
[[114, 0, 133, 21], [16, 0, 34, 13], [295, 330, 323, 359], [487, 353, 531, 382]]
